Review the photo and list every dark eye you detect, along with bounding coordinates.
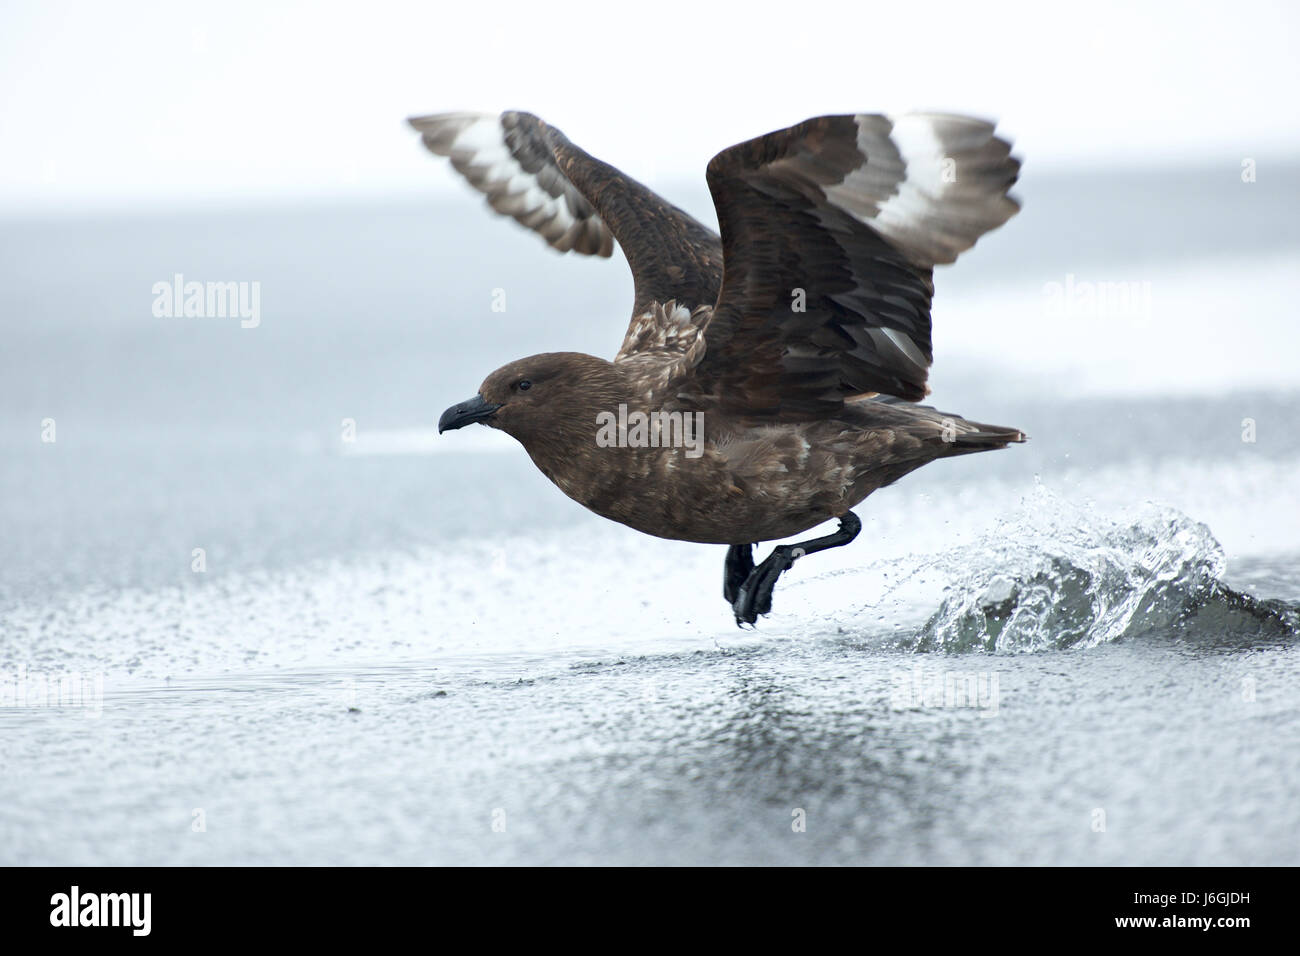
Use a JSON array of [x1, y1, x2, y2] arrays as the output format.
[[517, 380, 532, 391]]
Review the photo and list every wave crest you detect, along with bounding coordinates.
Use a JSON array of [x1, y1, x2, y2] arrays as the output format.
[[821, 487, 1300, 653]]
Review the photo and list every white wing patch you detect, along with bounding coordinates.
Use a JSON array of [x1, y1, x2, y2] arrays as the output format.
[[816, 112, 1019, 380], [822, 112, 1019, 268], [409, 112, 614, 256], [870, 115, 952, 251]]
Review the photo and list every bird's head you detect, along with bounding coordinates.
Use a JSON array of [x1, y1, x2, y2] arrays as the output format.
[[438, 352, 626, 453]]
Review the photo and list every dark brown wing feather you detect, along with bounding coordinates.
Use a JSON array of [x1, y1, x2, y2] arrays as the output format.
[[683, 113, 1020, 419], [409, 110, 723, 328]]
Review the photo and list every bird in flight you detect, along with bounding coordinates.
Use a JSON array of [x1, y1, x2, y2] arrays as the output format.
[[415, 110, 1024, 626]]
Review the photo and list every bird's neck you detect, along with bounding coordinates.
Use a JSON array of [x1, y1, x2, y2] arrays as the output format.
[[514, 375, 658, 494]]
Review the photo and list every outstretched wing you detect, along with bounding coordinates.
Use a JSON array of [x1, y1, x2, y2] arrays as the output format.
[[682, 113, 1020, 419], [409, 111, 723, 343], [409, 111, 613, 257]]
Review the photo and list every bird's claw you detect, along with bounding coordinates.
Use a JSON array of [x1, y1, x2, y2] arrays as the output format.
[[730, 546, 799, 626]]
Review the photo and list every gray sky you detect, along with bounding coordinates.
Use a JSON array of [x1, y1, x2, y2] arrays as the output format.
[[1, 0, 1297, 211]]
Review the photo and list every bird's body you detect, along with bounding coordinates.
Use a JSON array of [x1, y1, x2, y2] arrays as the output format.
[[513, 356, 1017, 546], [418, 109, 1025, 623]]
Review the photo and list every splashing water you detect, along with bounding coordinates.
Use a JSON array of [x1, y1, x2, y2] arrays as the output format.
[[812, 486, 1300, 653]]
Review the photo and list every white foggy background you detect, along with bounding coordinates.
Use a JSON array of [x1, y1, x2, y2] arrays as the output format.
[[4, 0, 1297, 401], [1, 0, 1298, 210]]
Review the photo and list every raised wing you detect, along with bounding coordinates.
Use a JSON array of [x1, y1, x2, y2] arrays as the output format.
[[684, 113, 1020, 419], [410, 111, 612, 256], [409, 111, 723, 332]]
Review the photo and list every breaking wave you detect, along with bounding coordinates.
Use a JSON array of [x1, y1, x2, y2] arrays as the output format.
[[828, 486, 1300, 653]]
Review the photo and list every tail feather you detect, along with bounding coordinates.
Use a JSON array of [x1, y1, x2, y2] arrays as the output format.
[[948, 417, 1026, 452], [849, 394, 1025, 455]]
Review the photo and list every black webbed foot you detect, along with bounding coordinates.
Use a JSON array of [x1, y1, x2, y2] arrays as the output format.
[[732, 546, 800, 626], [725, 513, 863, 627]]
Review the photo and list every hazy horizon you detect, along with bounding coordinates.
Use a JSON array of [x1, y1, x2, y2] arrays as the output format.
[[2, 0, 1298, 213]]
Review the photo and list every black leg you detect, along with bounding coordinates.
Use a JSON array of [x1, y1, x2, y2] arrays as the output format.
[[723, 543, 755, 604], [732, 512, 862, 627]]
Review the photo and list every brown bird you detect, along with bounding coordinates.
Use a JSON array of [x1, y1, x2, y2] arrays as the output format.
[[416, 110, 1025, 625]]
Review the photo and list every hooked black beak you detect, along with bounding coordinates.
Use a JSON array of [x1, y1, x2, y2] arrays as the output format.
[[438, 394, 502, 433]]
